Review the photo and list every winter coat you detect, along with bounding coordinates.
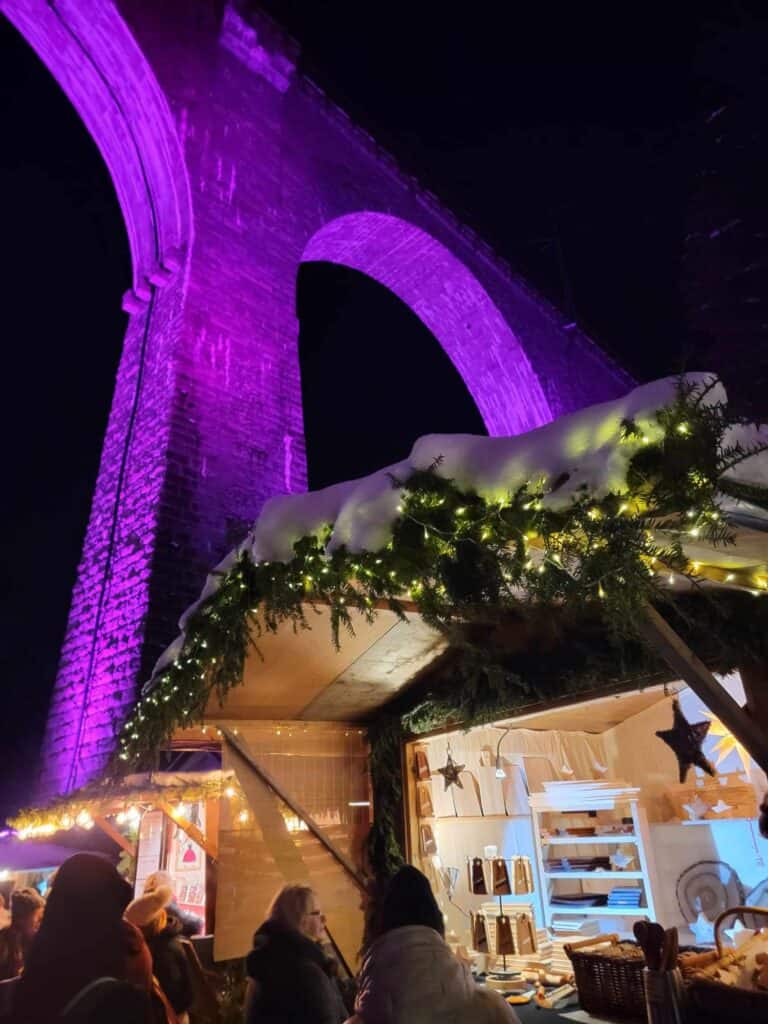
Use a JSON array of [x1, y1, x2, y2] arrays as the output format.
[[246, 919, 347, 1024], [168, 902, 202, 938], [352, 925, 519, 1024], [0, 925, 26, 981], [147, 914, 194, 1016]]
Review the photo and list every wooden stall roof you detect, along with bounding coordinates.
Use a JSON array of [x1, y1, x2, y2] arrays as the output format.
[[495, 686, 668, 734], [203, 605, 446, 722]]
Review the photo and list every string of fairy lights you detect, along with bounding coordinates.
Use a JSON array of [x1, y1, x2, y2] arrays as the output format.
[[11, 722, 369, 836], [105, 379, 768, 774], [11, 775, 251, 838], [13, 380, 768, 841]]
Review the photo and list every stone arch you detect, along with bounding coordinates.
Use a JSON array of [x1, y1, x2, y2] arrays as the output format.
[[2, 0, 192, 292], [301, 212, 553, 437], [3, 0, 194, 796]]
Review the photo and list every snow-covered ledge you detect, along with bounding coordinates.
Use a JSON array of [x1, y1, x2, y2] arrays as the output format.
[[152, 374, 768, 681]]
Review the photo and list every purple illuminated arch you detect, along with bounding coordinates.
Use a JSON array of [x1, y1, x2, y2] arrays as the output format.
[[2, 0, 192, 292], [301, 212, 553, 436], [3, 0, 193, 797]]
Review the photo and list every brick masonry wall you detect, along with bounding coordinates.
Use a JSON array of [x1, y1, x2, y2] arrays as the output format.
[[18, 0, 633, 797]]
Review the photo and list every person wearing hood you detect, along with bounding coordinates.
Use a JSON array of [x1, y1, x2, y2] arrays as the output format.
[[350, 865, 519, 1024], [245, 884, 347, 1024], [0, 887, 45, 980], [11, 853, 155, 1023], [125, 885, 194, 1023]]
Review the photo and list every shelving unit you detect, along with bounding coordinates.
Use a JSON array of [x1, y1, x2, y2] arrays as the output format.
[[544, 870, 645, 880], [419, 814, 525, 823], [543, 834, 639, 846], [546, 905, 654, 917], [530, 787, 658, 929]]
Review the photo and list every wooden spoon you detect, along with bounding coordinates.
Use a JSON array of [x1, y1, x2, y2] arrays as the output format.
[[662, 928, 679, 972], [648, 923, 666, 970]]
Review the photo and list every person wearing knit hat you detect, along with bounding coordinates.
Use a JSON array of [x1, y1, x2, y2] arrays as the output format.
[[143, 871, 203, 938], [126, 884, 194, 1022], [352, 866, 520, 1024], [0, 886, 45, 980]]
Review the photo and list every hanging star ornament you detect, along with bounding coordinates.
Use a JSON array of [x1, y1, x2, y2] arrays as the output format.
[[702, 711, 752, 774], [656, 699, 716, 783], [437, 750, 465, 790]]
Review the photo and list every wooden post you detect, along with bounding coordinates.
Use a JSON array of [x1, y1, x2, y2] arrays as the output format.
[[93, 815, 137, 857], [639, 603, 768, 774], [222, 728, 367, 890], [738, 658, 768, 737], [158, 802, 218, 862]]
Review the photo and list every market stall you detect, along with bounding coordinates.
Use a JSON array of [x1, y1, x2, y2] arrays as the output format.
[[12, 374, 768, 1014], [401, 679, 768, 948]]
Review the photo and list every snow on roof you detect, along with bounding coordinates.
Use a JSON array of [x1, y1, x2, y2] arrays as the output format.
[[155, 374, 768, 680]]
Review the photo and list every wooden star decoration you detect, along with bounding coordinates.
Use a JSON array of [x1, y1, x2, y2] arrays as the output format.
[[656, 699, 716, 783], [610, 851, 635, 870], [710, 799, 732, 815], [690, 910, 715, 945], [724, 919, 755, 948], [437, 751, 465, 790], [682, 794, 710, 821]]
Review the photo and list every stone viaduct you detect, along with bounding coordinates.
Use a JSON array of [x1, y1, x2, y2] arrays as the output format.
[[2, 0, 632, 796]]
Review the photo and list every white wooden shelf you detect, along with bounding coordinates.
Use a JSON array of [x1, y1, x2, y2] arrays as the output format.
[[421, 814, 524, 823], [542, 834, 638, 845], [679, 818, 753, 826], [544, 870, 645, 880], [530, 793, 658, 929], [551, 905, 650, 916]]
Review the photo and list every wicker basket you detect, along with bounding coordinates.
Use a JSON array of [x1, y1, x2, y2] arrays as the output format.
[[564, 933, 646, 1019], [681, 905, 768, 1024]]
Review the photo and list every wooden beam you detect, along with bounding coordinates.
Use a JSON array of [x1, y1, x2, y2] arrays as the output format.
[[221, 728, 367, 890], [738, 659, 768, 736], [93, 815, 137, 857], [158, 802, 219, 862], [639, 602, 768, 774]]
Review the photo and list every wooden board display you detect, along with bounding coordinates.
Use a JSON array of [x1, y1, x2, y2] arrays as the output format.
[[665, 773, 758, 822]]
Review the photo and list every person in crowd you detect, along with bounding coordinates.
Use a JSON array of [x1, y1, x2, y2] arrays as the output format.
[[245, 884, 347, 1024], [143, 871, 203, 938], [0, 893, 10, 931], [126, 884, 194, 1023], [350, 865, 519, 1024], [0, 887, 45, 980], [10, 853, 156, 1022]]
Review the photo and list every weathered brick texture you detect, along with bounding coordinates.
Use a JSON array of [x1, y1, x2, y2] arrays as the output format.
[[5, 0, 631, 799]]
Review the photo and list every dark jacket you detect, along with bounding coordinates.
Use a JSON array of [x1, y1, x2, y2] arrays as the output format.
[[168, 901, 202, 938], [0, 926, 25, 981], [246, 920, 346, 1024], [147, 914, 194, 1015]]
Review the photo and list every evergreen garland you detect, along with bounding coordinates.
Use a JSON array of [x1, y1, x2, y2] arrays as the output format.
[[114, 378, 768, 778]]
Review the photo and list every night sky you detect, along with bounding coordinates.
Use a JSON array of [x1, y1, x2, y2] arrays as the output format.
[[1, 2, 765, 819]]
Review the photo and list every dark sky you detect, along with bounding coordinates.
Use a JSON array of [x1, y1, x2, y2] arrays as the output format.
[[1, 2, 765, 819]]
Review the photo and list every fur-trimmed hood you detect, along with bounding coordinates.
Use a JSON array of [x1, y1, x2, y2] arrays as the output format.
[[354, 925, 517, 1024]]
